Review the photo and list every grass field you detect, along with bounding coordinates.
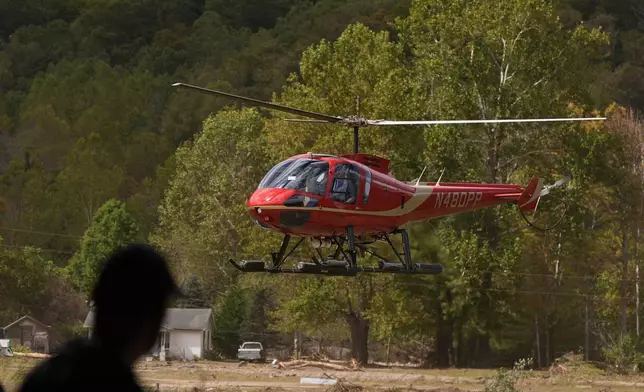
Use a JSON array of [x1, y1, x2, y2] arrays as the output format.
[[3, 354, 644, 391]]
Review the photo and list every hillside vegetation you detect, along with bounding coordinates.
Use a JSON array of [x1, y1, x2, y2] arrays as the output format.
[[0, 0, 643, 369]]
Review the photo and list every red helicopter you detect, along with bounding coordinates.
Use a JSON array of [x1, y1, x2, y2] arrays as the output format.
[[172, 83, 605, 276]]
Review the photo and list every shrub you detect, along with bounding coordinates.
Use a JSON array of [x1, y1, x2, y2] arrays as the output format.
[[484, 357, 534, 392], [601, 333, 644, 374]]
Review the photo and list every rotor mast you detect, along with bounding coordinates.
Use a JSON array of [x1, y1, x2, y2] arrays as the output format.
[[354, 96, 360, 154], [354, 126, 359, 154]]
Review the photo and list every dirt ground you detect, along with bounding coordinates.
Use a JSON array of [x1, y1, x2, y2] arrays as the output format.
[[4, 356, 644, 391]]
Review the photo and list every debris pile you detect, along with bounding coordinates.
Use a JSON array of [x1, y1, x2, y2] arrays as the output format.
[[273, 359, 359, 371], [323, 374, 363, 392]]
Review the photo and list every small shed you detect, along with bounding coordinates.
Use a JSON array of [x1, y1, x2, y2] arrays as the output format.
[[84, 307, 213, 360], [2, 315, 50, 354]]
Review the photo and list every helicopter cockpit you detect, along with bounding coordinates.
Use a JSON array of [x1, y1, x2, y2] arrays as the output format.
[[257, 158, 329, 196]]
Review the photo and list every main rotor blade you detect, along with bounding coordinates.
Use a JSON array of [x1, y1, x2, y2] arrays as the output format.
[[172, 83, 343, 123], [284, 119, 332, 123], [366, 117, 606, 126]]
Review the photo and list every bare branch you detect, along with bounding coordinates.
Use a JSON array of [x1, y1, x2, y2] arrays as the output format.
[[510, 77, 547, 108]]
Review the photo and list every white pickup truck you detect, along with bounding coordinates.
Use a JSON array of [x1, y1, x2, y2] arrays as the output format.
[[237, 341, 264, 362]]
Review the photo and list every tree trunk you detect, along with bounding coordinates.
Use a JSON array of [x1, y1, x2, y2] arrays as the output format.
[[293, 331, 301, 359], [476, 124, 502, 367], [435, 317, 453, 367], [10, 154, 31, 245], [545, 313, 550, 366], [585, 298, 590, 361], [468, 335, 477, 367], [435, 288, 453, 367], [637, 227, 641, 338], [385, 334, 391, 366], [535, 315, 541, 368], [621, 229, 629, 335], [456, 325, 464, 367], [475, 210, 497, 367], [346, 313, 369, 364]]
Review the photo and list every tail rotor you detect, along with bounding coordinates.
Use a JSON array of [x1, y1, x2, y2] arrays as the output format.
[[518, 175, 571, 231]]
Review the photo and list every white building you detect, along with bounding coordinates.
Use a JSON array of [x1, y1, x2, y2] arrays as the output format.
[[84, 307, 213, 360]]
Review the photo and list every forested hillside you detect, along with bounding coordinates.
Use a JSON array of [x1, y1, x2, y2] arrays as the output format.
[[0, 0, 643, 368]]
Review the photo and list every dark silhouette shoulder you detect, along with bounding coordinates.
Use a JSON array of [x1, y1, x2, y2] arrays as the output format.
[[19, 338, 143, 392]]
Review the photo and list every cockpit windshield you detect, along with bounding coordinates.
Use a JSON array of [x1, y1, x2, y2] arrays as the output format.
[[257, 158, 329, 196]]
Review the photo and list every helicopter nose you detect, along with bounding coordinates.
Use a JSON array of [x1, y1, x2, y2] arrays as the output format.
[[247, 188, 313, 229], [247, 188, 291, 226], [247, 188, 292, 207]]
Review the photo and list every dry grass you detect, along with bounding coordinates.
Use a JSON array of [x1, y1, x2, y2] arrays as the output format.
[[0, 357, 33, 391], [5, 355, 644, 392]]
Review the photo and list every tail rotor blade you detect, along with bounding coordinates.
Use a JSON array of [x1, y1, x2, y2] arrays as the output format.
[[540, 176, 572, 197]]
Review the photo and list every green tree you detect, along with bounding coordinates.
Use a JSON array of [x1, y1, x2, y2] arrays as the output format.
[[176, 275, 209, 308], [152, 107, 277, 299], [263, 0, 611, 365], [392, 0, 608, 366], [56, 133, 125, 228], [206, 0, 298, 31], [0, 241, 86, 344], [213, 284, 248, 357], [240, 287, 274, 343], [2, 0, 643, 368], [0, 155, 59, 250], [66, 199, 140, 295], [71, 0, 203, 66]]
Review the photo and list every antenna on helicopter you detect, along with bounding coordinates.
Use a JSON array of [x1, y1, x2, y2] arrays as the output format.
[[436, 168, 446, 186], [415, 166, 428, 186]]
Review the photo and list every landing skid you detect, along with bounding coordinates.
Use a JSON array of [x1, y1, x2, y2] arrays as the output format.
[[228, 227, 443, 276]]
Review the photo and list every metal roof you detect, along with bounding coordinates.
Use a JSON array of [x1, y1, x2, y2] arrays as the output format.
[[3, 315, 50, 330], [83, 308, 212, 331]]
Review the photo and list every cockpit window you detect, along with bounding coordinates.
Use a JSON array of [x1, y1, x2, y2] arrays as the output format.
[[257, 158, 329, 196], [258, 159, 293, 189], [331, 163, 360, 204]]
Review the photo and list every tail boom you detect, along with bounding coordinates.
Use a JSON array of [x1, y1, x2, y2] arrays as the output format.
[[407, 177, 548, 222]]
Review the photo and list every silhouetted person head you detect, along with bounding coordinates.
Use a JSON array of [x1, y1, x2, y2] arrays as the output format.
[[90, 243, 180, 364]]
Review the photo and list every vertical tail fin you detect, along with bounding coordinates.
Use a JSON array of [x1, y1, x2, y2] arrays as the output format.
[[517, 177, 544, 213]]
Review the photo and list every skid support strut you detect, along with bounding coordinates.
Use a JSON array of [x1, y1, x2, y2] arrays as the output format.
[[228, 228, 444, 276], [393, 228, 413, 271], [271, 235, 290, 268], [347, 225, 357, 268]]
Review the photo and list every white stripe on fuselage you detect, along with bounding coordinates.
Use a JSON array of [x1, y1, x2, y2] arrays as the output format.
[[251, 186, 434, 217]]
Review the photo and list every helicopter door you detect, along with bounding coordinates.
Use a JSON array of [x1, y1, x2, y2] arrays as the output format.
[[330, 163, 360, 205]]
